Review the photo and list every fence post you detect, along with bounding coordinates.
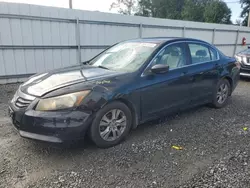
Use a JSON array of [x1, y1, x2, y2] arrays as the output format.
[[139, 23, 143, 38], [234, 30, 240, 55], [76, 17, 81, 64], [182, 27, 185, 37], [212, 28, 216, 44]]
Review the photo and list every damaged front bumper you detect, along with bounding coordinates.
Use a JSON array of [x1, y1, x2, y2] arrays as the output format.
[[8, 103, 93, 143]]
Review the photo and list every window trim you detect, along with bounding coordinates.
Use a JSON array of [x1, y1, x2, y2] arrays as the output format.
[[141, 41, 187, 76], [141, 41, 220, 77]]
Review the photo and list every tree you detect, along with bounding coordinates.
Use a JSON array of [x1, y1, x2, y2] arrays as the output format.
[[235, 19, 243, 26], [110, 0, 232, 24], [136, 0, 185, 19], [110, 0, 137, 15], [181, 0, 232, 24], [240, 0, 250, 26], [181, 0, 206, 22], [204, 1, 232, 24]]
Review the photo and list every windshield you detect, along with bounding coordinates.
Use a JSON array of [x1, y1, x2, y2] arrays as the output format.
[[89, 41, 159, 72]]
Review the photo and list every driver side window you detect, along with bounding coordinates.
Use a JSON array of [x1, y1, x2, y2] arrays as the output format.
[[152, 43, 186, 70]]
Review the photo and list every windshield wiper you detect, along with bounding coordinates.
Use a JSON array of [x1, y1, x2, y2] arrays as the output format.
[[98, 65, 110, 70]]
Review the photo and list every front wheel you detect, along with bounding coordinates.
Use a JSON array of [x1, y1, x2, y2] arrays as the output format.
[[211, 79, 231, 108], [89, 101, 132, 148]]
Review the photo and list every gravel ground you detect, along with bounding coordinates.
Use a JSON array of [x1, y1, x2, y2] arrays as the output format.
[[1, 79, 250, 188]]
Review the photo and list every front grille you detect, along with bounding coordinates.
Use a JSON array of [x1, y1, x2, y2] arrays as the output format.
[[15, 97, 33, 108], [241, 63, 250, 69]]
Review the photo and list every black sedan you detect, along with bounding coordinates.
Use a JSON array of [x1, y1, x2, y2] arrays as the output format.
[[9, 37, 240, 148], [235, 46, 250, 77]]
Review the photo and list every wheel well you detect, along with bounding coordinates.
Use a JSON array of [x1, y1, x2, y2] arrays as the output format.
[[116, 98, 139, 129], [224, 76, 233, 95]]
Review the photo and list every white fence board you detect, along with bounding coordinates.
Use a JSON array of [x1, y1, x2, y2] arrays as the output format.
[[21, 20, 33, 45], [3, 50, 16, 75], [34, 50, 45, 72], [185, 30, 213, 43], [142, 28, 183, 38], [0, 51, 5, 75], [14, 50, 26, 74], [215, 31, 238, 45], [24, 50, 37, 73], [0, 18, 13, 45], [10, 19, 22, 44], [81, 49, 104, 61], [32, 21, 43, 45]]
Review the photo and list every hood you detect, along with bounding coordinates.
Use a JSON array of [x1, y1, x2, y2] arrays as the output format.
[[238, 53, 250, 58], [21, 65, 121, 97]]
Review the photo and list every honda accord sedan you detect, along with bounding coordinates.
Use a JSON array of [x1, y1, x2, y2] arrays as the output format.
[[9, 37, 240, 148]]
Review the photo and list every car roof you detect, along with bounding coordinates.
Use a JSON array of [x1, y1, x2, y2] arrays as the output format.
[[127, 37, 208, 45]]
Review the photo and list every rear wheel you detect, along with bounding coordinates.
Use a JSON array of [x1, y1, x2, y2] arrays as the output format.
[[211, 79, 231, 108], [89, 101, 132, 148]]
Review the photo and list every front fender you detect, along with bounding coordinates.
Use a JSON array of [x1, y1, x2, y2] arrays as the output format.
[[81, 85, 141, 129]]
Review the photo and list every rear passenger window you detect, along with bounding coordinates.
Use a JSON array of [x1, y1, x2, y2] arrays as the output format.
[[188, 44, 211, 64], [210, 47, 218, 60]]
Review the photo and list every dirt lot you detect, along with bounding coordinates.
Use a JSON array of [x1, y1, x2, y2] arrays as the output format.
[[1, 79, 250, 188]]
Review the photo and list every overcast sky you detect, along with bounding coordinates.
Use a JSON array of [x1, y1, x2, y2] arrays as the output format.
[[0, 0, 243, 22]]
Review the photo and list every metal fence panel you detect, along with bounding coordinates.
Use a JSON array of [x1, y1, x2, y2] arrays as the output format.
[[81, 49, 104, 62], [1, 2, 250, 84], [0, 18, 13, 45], [0, 51, 5, 75], [215, 31, 238, 45], [185, 30, 213, 43], [24, 50, 37, 73], [142, 28, 183, 38]]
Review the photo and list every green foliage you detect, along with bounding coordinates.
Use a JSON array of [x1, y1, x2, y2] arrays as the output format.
[[204, 1, 232, 24], [110, 0, 138, 15], [181, 0, 206, 22], [136, 0, 185, 19], [240, 0, 250, 26], [111, 0, 232, 24]]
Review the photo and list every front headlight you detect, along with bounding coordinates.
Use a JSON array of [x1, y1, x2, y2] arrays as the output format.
[[242, 56, 248, 64], [236, 55, 248, 65], [35, 90, 90, 111], [235, 55, 242, 63]]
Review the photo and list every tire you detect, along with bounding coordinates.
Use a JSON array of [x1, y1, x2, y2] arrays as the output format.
[[211, 79, 231, 108], [89, 101, 132, 148]]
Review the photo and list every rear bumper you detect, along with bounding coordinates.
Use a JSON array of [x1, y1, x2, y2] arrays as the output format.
[[8, 104, 93, 143]]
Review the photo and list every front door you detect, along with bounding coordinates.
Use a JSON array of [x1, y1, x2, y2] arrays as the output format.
[[139, 42, 192, 120]]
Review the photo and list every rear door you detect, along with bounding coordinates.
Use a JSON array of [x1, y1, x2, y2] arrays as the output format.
[[186, 42, 220, 104]]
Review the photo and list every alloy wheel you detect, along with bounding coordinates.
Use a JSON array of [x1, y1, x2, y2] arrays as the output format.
[[99, 109, 127, 141], [217, 83, 229, 104]]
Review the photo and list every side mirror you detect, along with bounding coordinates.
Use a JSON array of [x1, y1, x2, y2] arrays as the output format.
[[151, 64, 169, 74]]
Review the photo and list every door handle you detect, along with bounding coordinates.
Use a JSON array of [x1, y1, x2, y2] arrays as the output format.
[[190, 76, 195, 82], [181, 71, 187, 76]]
